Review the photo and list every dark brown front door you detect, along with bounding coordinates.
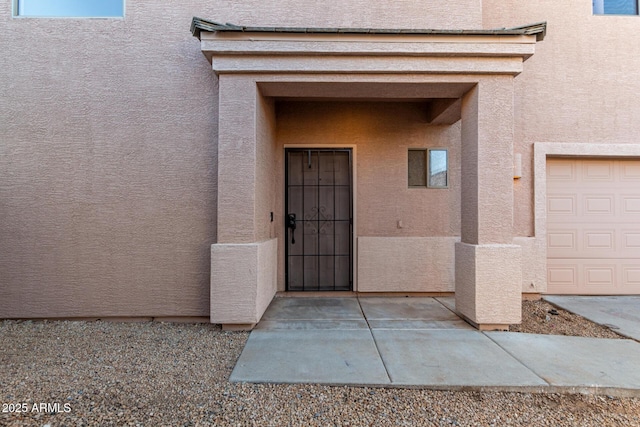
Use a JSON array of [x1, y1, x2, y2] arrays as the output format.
[[285, 149, 353, 291]]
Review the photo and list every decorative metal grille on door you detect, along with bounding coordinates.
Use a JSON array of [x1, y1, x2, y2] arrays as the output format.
[[285, 149, 353, 291]]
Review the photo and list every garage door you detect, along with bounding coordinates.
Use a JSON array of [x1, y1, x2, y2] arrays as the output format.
[[547, 158, 640, 294]]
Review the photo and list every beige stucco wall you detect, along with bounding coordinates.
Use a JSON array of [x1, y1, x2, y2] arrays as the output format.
[[210, 239, 277, 325], [358, 237, 458, 292], [0, 1, 223, 318], [455, 243, 522, 325], [200, 0, 483, 29], [483, 0, 640, 239]]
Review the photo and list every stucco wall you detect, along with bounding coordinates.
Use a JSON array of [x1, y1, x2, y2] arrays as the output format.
[[483, 0, 640, 238], [358, 237, 458, 292], [199, 0, 482, 29], [1, 1, 223, 318], [256, 94, 278, 242]]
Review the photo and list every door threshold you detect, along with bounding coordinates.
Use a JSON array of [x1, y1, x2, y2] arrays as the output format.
[[276, 291, 456, 298], [276, 291, 357, 298]]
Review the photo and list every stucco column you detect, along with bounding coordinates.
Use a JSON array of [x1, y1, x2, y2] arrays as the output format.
[[216, 75, 258, 244], [210, 75, 277, 329], [455, 78, 522, 329]]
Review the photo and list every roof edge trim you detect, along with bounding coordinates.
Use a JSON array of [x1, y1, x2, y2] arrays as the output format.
[[190, 17, 546, 42]]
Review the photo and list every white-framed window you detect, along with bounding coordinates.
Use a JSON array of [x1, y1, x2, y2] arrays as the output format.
[[14, 0, 124, 17], [408, 148, 448, 189], [593, 0, 638, 15]]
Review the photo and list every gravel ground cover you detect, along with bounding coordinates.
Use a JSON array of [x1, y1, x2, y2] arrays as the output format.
[[509, 299, 623, 339], [2, 302, 639, 426]]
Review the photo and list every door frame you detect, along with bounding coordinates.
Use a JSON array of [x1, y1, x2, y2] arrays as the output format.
[[283, 144, 358, 291]]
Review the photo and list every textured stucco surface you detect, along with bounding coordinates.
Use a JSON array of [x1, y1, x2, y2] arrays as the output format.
[[210, 239, 277, 325], [455, 243, 522, 325], [256, 238, 278, 321], [514, 236, 546, 293], [196, 0, 483, 30], [460, 78, 515, 246], [0, 1, 220, 318], [456, 79, 521, 323], [357, 237, 458, 292]]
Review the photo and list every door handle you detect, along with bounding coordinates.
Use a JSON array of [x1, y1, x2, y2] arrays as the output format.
[[287, 213, 297, 244]]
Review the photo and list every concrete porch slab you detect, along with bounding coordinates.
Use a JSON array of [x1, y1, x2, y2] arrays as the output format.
[[359, 297, 460, 320], [359, 297, 472, 330], [435, 296, 456, 312], [261, 297, 363, 320], [255, 319, 369, 330], [230, 329, 391, 385], [372, 329, 547, 387], [368, 319, 474, 330], [486, 332, 640, 391], [544, 296, 640, 341], [257, 297, 367, 330]]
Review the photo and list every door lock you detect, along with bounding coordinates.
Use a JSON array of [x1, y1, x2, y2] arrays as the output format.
[[287, 213, 297, 244]]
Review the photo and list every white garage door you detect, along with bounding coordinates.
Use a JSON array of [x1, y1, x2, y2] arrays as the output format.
[[547, 158, 640, 294]]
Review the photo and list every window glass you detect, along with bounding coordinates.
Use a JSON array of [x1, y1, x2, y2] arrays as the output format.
[[428, 149, 448, 188], [17, 0, 124, 17], [594, 0, 638, 14], [408, 150, 427, 187]]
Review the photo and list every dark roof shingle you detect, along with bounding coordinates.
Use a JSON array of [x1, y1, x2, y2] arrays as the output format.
[[191, 17, 546, 41]]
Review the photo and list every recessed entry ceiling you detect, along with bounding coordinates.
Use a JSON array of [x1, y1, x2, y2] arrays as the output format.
[[258, 82, 475, 102], [263, 82, 470, 124]]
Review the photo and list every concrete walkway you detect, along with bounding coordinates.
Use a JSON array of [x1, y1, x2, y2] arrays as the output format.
[[230, 297, 640, 396]]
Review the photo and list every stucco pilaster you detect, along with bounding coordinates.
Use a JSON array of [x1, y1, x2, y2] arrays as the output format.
[[216, 75, 258, 244], [460, 79, 515, 245], [455, 243, 522, 326], [211, 239, 278, 326], [456, 78, 520, 327]]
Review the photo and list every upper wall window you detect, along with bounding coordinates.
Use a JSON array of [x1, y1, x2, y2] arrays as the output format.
[[593, 0, 638, 15], [15, 0, 124, 17]]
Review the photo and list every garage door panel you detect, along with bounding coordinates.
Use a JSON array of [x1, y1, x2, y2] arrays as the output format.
[[582, 224, 640, 256], [583, 231, 616, 257], [547, 261, 579, 291], [623, 265, 640, 288], [623, 231, 640, 250], [548, 226, 640, 258], [547, 195, 577, 216], [547, 161, 577, 181], [583, 195, 615, 215], [584, 265, 616, 288], [620, 161, 640, 181], [547, 158, 640, 295], [547, 229, 577, 253], [622, 196, 640, 214], [548, 259, 622, 294], [582, 160, 614, 182]]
